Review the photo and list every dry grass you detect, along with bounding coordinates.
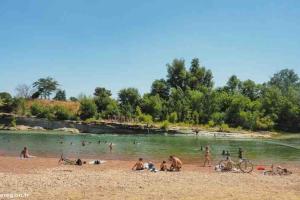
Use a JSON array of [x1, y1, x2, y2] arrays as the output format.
[[25, 99, 80, 114]]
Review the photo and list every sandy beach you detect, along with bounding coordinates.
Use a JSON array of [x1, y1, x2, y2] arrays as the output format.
[[0, 156, 299, 200]]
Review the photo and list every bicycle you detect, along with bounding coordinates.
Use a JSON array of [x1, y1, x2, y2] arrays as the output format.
[[218, 156, 254, 173]]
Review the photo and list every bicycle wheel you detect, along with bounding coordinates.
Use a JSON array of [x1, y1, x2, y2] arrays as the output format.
[[239, 159, 253, 173]]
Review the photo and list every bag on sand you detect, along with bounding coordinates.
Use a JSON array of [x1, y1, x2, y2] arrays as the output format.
[[76, 159, 83, 166]]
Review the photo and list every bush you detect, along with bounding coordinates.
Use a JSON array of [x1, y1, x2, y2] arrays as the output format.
[[52, 105, 73, 120], [79, 98, 97, 120], [218, 123, 230, 132], [168, 112, 178, 123], [30, 103, 50, 118], [160, 120, 170, 130], [10, 117, 16, 127], [208, 120, 215, 127], [138, 114, 153, 125], [256, 116, 275, 130], [211, 112, 225, 125], [0, 92, 13, 112]]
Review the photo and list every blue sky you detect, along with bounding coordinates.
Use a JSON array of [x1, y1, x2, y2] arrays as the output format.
[[0, 0, 299, 98]]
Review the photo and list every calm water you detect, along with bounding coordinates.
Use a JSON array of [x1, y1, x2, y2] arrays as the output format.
[[0, 131, 299, 164]]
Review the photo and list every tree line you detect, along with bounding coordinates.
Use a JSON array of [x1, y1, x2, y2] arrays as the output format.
[[1, 58, 299, 132]]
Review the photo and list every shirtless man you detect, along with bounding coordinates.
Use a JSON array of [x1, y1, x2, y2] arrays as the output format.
[[20, 147, 35, 158], [132, 158, 144, 170], [169, 155, 182, 171]]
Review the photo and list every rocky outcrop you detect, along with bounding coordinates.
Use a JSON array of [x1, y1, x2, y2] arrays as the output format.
[[0, 115, 166, 134]]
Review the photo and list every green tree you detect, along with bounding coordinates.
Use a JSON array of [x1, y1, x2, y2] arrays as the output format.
[[141, 94, 163, 120], [0, 92, 13, 112], [226, 75, 241, 93], [53, 90, 66, 101], [33, 77, 59, 99], [79, 98, 97, 120], [93, 87, 113, 115], [118, 88, 141, 118], [151, 79, 169, 100], [103, 99, 120, 118], [240, 80, 261, 100], [168, 87, 190, 122], [69, 97, 78, 102], [167, 59, 187, 89], [269, 69, 300, 93], [187, 58, 214, 90]]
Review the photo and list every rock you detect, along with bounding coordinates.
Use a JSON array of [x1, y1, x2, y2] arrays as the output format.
[[32, 126, 46, 131], [54, 127, 80, 134], [15, 125, 31, 131]]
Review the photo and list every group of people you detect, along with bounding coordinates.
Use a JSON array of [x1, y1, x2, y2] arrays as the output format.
[[132, 155, 183, 172], [20, 142, 245, 173]]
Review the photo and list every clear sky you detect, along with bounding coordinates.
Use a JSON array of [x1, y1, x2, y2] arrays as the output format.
[[0, 0, 299, 98]]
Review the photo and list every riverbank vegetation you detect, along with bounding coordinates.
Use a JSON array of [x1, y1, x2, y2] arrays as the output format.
[[1, 58, 299, 133]]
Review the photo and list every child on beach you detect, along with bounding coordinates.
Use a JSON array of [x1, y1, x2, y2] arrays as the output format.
[[160, 160, 168, 171], [203, 146, 211, 167], [132, 158, 144, 170]]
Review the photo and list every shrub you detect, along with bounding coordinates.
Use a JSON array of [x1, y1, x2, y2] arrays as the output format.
[[211, 112, 225, 125], [138, 114, 153, 125], [168, 112, 178, 123], [52, 105, 73, 120], [79, 98, 97, 120], [218, 123, 230, 132], [10, 117, 16, 127], [256, 116, 275, 130], [208, 120, 215, 127], [160, 120, 170, 130], [30, 103, 50, 118]]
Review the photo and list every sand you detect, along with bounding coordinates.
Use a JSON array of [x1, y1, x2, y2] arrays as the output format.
[[0, 156, 299, 200]]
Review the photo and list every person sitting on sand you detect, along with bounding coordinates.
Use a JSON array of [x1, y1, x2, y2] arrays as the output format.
[[20, 147, 35, 159], [160, 160, 168, 171], [132, 158, 144, 170], [58, 154, 86, 166], [169, 155, 182, 171], [223, 156, 234, 171], [203, 146, 211, 167]]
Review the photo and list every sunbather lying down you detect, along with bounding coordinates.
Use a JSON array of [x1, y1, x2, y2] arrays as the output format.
[[58, 154, 86, 166], [264, 165, 292, 176]]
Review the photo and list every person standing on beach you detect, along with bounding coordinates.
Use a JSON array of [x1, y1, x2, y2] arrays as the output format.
[[203, 146, 211, 167], [109, 143, 113, 152], [238, 148, 243, 161]]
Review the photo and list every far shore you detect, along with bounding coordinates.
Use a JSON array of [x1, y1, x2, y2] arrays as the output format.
[[0, 124, 277, 139], [0, 156, 299, 200], [0, 114, 285, 139]]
